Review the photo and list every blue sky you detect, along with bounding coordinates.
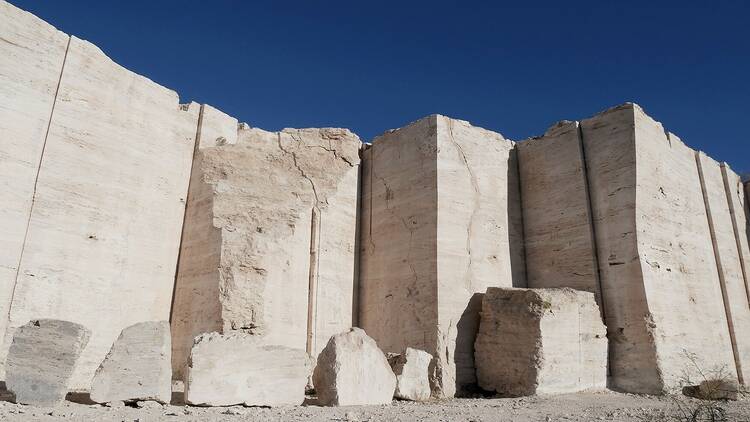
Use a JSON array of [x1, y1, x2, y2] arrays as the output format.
[[11, 0, 750, 174]]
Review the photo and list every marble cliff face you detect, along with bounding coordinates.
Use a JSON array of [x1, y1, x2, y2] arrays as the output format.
[[1, 0, 749, 400]]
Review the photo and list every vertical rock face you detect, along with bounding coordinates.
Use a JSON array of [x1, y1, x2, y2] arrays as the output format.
[[582, 104, 736, 393], [0, 2, 200, 389], [0, 0, 69, 374], [474, 288, 607, 397], [696, 156, 750, 384], [517, 121, 602, 308], [89, 321, 172, 404], [359, 115, 525, 398], [388, 348, 432, 402], [312, 328, 396, 406], [5, 319, 90, 406], [185, 332, 310, 407], [171, 124, 361, 379]]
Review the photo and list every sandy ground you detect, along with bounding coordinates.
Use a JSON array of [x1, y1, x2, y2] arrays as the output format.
[[0, 391, 747, 421]]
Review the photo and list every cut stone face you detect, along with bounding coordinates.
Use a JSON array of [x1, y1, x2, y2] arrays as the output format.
[[5, 319, 90, 406], [313, 328, 396, 406], [359, 115, 525, 398], [185, 332, 309, 407], [388, 348, 432, 402], [474, 288, 607, 397], [89, 321, 171, 404], [0, 1, 200, 389], [171, 124, 361, 380]]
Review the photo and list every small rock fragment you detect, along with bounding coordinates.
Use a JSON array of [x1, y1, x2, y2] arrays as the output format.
[[388, 348, 432, 402], [90, 321, 171, 404], [185, 332, 309, 407], [313, 328, 396, 406], [5, 319, 90, 406]]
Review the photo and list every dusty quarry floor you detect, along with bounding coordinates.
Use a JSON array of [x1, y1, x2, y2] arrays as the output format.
[[0, 391, 748, 421]]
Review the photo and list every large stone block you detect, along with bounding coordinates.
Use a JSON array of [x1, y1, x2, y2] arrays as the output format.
[[359, 115, 525, 397], [475, 287, 607, 397], [313, 328, 396, 406], [185, 332, 309, 407], [171, 124, 361, 379], [0, 6, 200, 388], [5, 319, 90, 406], [90, 321, 171, 404], [388, 347, 432, 402], [0, 1, 69, 372]]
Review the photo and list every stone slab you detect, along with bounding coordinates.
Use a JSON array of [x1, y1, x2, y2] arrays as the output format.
[[313, 328, 396, 406], [474, 287, 606, 396], [90, 321, 171, 404], [388, 348, 432, 402], [5, 319, 90, 406], [185, 332, 309, 407]]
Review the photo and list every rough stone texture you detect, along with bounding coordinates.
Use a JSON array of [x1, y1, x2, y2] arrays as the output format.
[[723, 167, 750, 318], [185, 332, 309, 407], [517, 121, 602, 308], [697, 379, 741, 401], [0, 0, 69, 377], [90, 321, 171, 404], [581, 104, 736, 393], [359, 115, 525, 398], [696, 154, 750, 385], [388, 348, 432, 402], [5, 319, 90, 406], [313, 328, 396, 406], [0, 3, 200, 389], [475, 287, 607, 397], [171, 125, 361, 379]]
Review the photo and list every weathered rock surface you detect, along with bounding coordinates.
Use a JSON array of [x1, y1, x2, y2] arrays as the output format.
[[697, 379, 741, 401], [313, 328, 396, 406], [0, 1, 200, 389], [388, 348, 432, 402], [359, 115, 525, 398], [171, 124, 361, 379], [5, 319, 90, 406], [89, 321, 171, 404], [185, 332, 310, 407], [475, 288, 607, 397]]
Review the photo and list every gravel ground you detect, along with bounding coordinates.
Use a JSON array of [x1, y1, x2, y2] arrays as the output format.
[[0, 390, 748, 421]]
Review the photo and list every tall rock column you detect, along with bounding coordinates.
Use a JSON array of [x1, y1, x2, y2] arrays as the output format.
[[359, 115, 525, 398], [170, 122, 361, 380]]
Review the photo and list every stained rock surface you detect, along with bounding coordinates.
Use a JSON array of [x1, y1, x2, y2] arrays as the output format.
[[313, 328, 396, 406], [5, 319, 90, 406], [388, 348, 432, 402], [185, 332, 310, 407], [90, 321, 171, 404]]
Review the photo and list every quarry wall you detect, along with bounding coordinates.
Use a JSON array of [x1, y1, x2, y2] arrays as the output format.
[[1, 0, 750, 399]]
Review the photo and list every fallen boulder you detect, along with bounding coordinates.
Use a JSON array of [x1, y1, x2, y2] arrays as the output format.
[[5, 319, 90, 406], [698, 379, 742, 401], [185, 332, 309, 407], [90, 321, 171, 404], [388, 348, 432, 402], [313, 328, 396, 406], [475, 287, 607, 396]]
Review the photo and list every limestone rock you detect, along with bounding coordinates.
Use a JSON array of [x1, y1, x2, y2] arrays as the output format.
[[313, 328, 396, 406], [171, 125, 362, 379], [388, 348, 432, 402], [697, 379, 741, 401], [185, 332, 310, 407], [358, 115, 525, 398], [5, 319, 90, 406], [89, 321, 171, 404], [475, 288, 607, 397]]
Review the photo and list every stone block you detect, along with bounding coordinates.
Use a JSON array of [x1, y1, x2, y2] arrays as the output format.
[[171, 125, 361, 379], [698, 379, 741, 401], [90, 321, 171, 404], [5, 319, 90, 406], [474, 287, 606, 396], [313, 328, 396, 406], [388, 348, 432, 402], [184, 332, 309, 407], [359, 115, 525, 397]]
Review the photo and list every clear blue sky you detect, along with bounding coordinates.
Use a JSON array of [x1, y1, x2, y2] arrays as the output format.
[[10, 0, 750, 174]]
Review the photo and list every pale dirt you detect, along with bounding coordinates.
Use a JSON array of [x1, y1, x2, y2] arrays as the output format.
[[0, 391, 748, 421]]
